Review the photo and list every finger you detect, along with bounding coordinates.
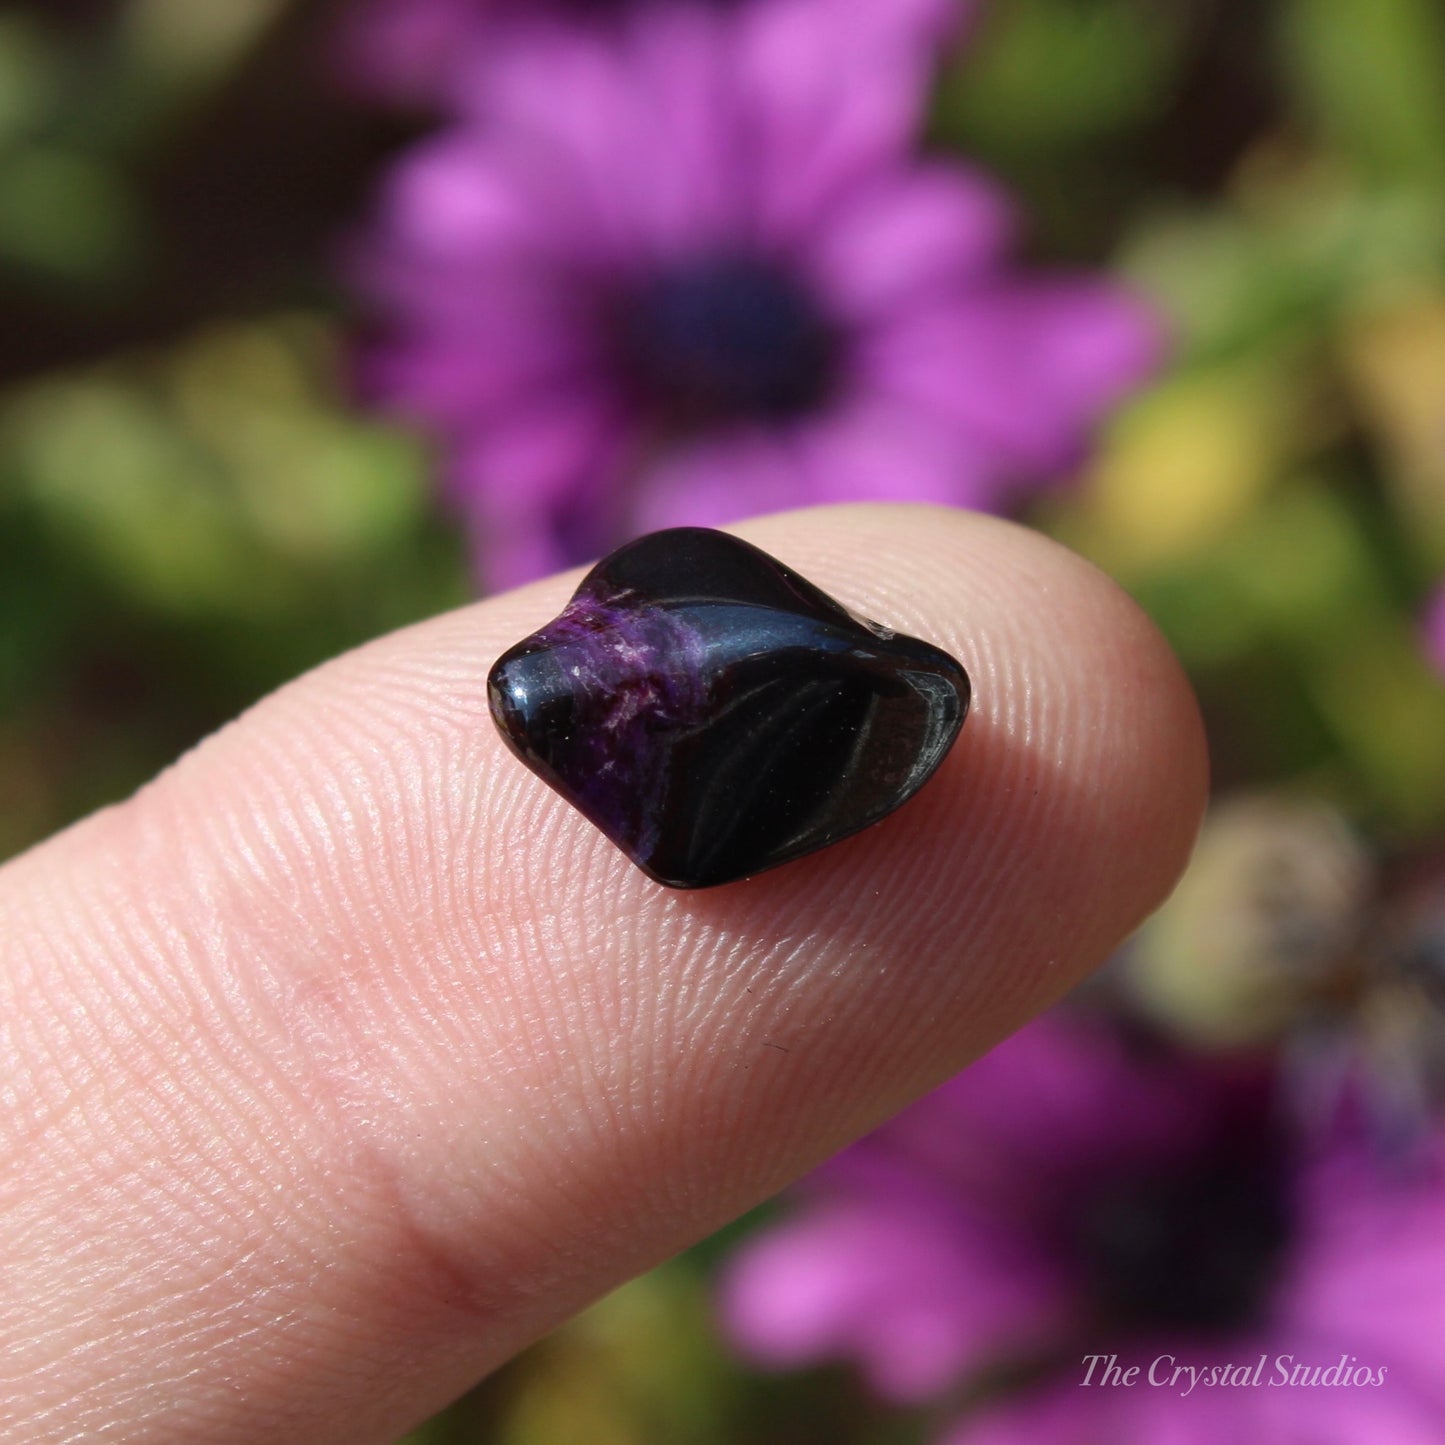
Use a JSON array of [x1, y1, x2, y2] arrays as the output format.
[[0, 504, 1206, 1444]]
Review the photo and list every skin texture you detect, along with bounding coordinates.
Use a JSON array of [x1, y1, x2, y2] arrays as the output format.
[[0, 505, 1208, 1443]]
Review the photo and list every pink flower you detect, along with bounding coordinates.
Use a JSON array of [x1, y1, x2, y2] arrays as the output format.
[[719, 1017, 1445, 1442], [351, 4, 1161, 589], [332, 0, 969, 108], [1423, 585, 1445, 679]]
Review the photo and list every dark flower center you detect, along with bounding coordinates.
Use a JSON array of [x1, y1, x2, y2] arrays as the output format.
[[1073, 1131, 1294, 1335], [615, 256, 839, 429]]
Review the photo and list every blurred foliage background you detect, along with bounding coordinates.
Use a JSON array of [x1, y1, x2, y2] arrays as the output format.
[[2, 1, 1444, 1442]]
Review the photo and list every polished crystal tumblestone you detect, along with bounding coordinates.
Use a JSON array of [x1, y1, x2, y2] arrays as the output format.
[[487, 528, 969, 888]]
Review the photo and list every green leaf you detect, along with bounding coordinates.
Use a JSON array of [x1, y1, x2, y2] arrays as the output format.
[[0, 144, 146, 284], [1283, 0, 1445, 185], [936, 0, 1180, 154]]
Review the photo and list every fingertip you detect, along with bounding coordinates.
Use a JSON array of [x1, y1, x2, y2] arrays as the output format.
[[0, 502, 1210, 1444], [719, 504, 1208, 1019]]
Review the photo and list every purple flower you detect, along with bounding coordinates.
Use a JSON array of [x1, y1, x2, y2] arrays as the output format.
[[1423, 585, 1445, 679], [351, 5, 1161, 589], [332, 0, 969, 109], [330, 0, 478, 104], [719, 1017, 1445, 1442]]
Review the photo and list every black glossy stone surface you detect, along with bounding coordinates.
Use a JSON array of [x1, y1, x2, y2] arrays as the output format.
[[487, 528, 969, 888]]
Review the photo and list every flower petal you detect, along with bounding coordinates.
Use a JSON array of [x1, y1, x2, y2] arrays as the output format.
[[951, 1378, 1276, 1445], [328, 0, 479, 103], [1260, 1381, 1445, 1445], [1421, 584, 1445, 678], [368, 134, 576, 269], [795, 398, 994, 508], [806, 165, 1015, 322], [630, 429, 814, 533], [735, 0, 936, 243], [353, 318, 589, 431], [720, 1195, 1068, 1403], [861, 280, 1165, 485], [454, 13, 749, 262], [447, 389, 626, 509], [811, 1016, 1214, 1215], [1280, 1147, 1445, 1399]]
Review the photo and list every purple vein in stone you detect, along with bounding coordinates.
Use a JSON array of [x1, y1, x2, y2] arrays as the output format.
[[529, 589, 709, 863]]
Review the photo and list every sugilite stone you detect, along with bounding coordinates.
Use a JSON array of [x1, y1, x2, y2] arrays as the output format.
[[487, 528, 969, 888]]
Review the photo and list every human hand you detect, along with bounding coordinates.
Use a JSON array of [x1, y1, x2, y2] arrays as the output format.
[[0, 505, 1206, 1443]]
